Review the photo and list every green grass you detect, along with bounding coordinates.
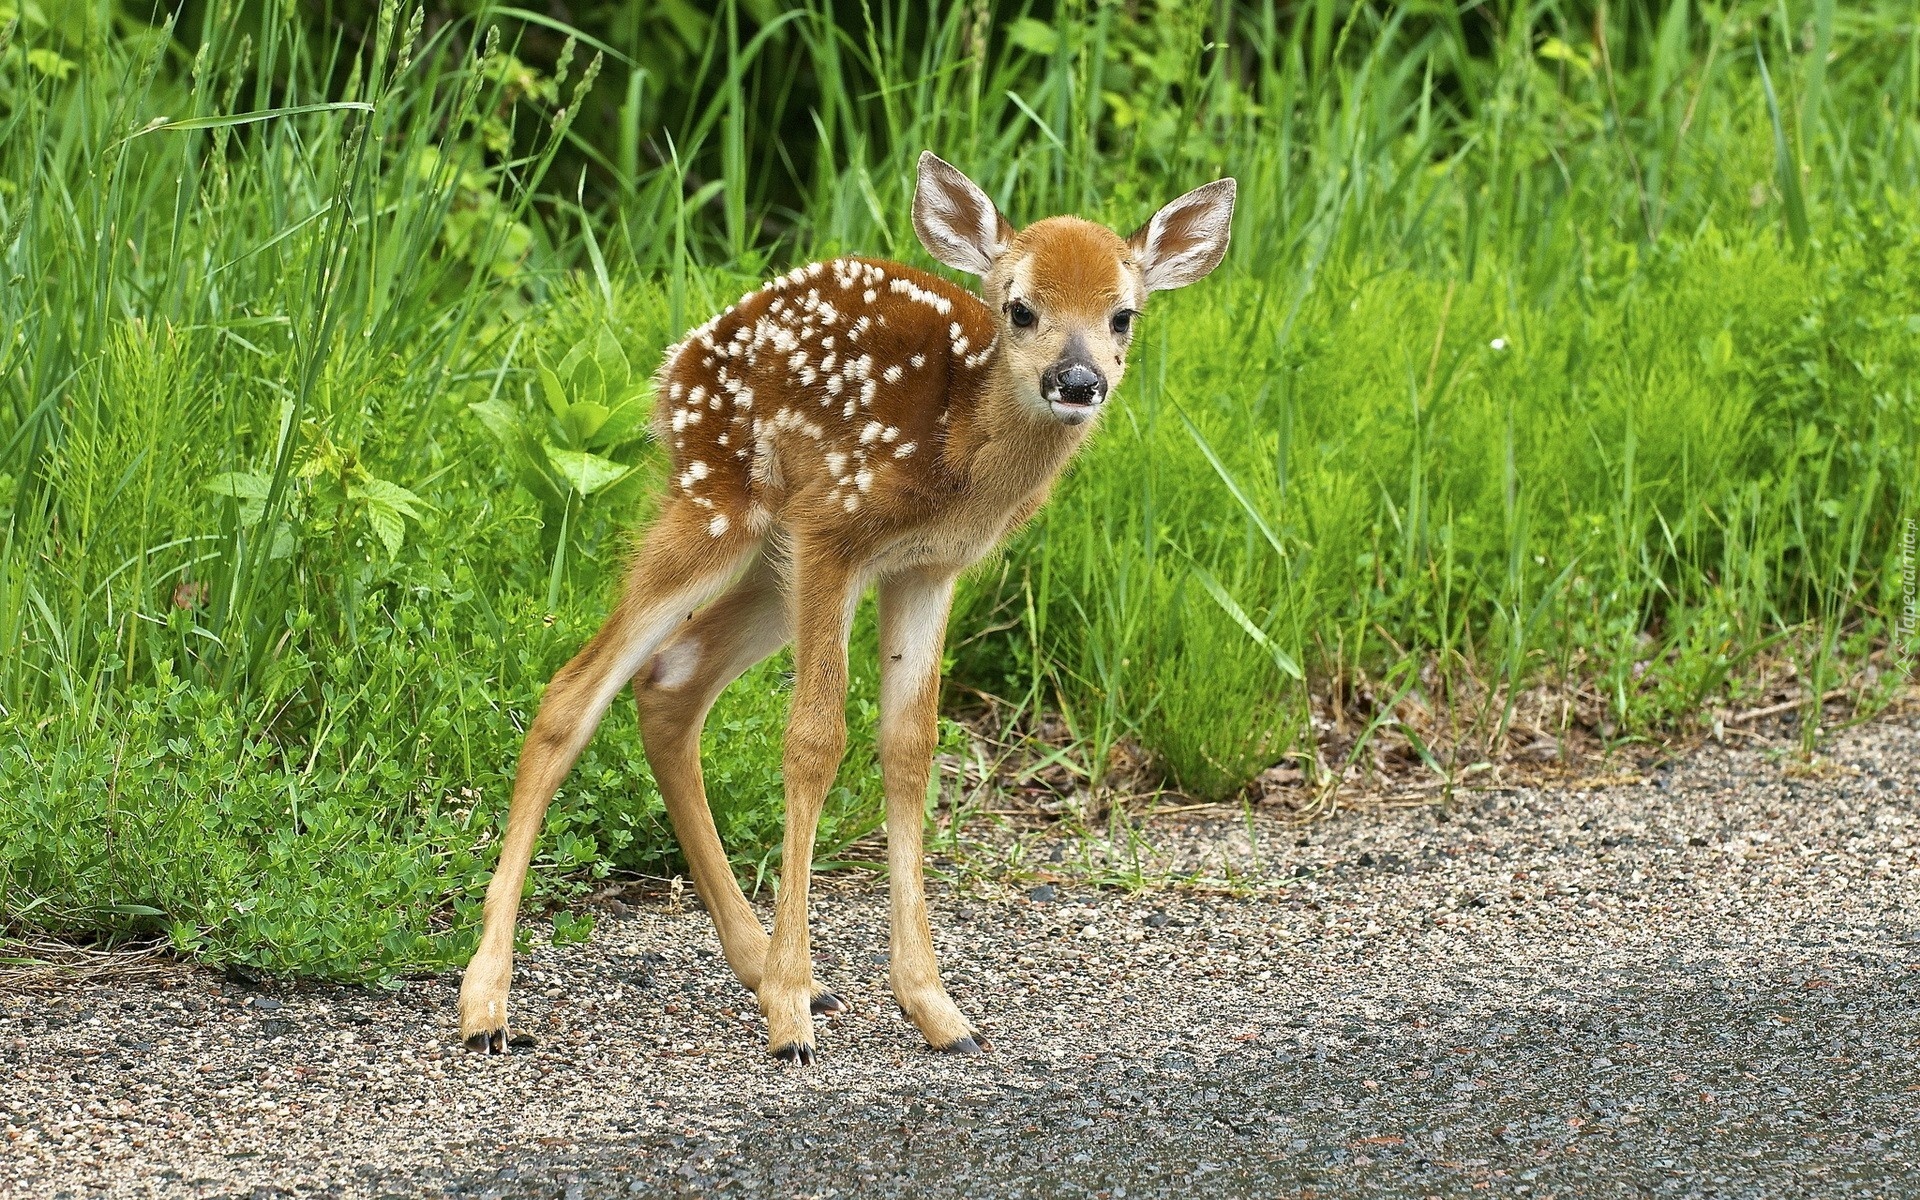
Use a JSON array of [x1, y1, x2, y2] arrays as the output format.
[[1, 1, 1916, 980]]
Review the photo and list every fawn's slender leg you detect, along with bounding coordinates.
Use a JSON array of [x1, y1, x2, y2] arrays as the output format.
[[632, 555, 849, 1016], [761, 547, 860, 1063], [459, 507, 759, 1053], [876, 568, 982, 1053]]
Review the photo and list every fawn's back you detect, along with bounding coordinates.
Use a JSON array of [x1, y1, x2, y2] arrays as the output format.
[[653, 256, 1002, 552]]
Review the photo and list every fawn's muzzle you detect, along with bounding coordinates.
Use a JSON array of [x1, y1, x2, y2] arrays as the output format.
[[1042, 361, 1107, 424]]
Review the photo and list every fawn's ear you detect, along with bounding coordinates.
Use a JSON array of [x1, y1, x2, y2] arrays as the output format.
[[1128, 178, 1236, 292], [912, 151, 1011, 276]]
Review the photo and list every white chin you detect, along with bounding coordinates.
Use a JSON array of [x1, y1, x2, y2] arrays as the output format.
[[1049, 400, 1100, 426]]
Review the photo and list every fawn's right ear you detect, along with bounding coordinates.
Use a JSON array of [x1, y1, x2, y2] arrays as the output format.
[[912, 152, 1011, 276]]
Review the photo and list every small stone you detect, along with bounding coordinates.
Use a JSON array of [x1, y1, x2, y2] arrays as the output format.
[[1027, 884, 1056, 903]]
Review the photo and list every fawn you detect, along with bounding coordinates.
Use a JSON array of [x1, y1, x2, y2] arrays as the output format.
[[459, 152, 1235, 1063]]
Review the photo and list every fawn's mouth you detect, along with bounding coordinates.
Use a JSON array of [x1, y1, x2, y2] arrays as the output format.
[[1047, 396, 1102, 426]]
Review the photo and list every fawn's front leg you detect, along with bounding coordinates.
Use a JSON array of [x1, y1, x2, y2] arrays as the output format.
[[876, 569, 983, 1054], [761, 550, 859, 1063]]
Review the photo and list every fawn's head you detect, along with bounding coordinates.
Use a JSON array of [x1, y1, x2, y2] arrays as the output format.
[[911, 151, 1235, 427]]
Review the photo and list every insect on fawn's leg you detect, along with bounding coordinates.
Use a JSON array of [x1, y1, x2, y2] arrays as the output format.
[[761, 549, 859, 1064], [876, 569, 982, 1054], [458, 508, 758, 1054], [633, 557, 851, 1017]]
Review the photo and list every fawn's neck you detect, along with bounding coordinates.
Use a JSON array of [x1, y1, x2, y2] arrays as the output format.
[[938, 344, 1090, 509]]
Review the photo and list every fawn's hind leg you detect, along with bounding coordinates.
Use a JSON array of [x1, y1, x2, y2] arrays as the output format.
[[459, 506, 759, 1053], [633, 554, 849, 1016]]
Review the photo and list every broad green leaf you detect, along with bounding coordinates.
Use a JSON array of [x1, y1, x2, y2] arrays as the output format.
[[468, 398, 520, 444], [205, 471, 271, 500], [1008, 17, 1058, 55], [537, 359, 570, 422], [268, 521, 298, 560], [543, 444, 634, 497], [590, 395, 651, 449], [353, 478, 427, 520], [558, 340, 601, 410], [364, 504, 405, 557], [560, 401, 611, 446], [591, 324, 631, 398]]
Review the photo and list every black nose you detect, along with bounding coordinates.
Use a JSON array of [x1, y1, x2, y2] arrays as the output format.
[[1051, 363, 1105, 405]]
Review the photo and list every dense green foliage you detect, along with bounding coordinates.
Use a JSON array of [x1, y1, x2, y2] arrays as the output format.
[[2, 1, 1915, 979]]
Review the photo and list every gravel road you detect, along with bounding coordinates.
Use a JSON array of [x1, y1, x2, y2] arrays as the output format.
[[5, 716, 1917, 1199]]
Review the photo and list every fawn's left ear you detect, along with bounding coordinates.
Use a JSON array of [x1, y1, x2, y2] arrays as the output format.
[[1128, 178, 1236, 292], [913, 151, 1012, 276]]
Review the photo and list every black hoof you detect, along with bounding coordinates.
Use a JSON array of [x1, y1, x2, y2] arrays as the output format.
[[465, 1029, 507, 1055], [810, 991, 848, 1016], [772, 1042, 816, 1065], [938, 1035, 986, 1056]]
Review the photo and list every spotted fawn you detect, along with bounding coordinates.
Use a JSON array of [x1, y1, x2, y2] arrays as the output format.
[[460, 152, 1236, 1063]]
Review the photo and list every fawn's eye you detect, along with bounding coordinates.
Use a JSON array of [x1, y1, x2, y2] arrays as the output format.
[[1111, 310, 1136, 337], [1007, 300, 1036, 329]]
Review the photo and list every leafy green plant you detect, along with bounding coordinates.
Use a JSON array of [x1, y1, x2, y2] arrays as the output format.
[[548, 909, 596, 946], [207, 420, 429, 561], [470, 322, 656, 603]]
